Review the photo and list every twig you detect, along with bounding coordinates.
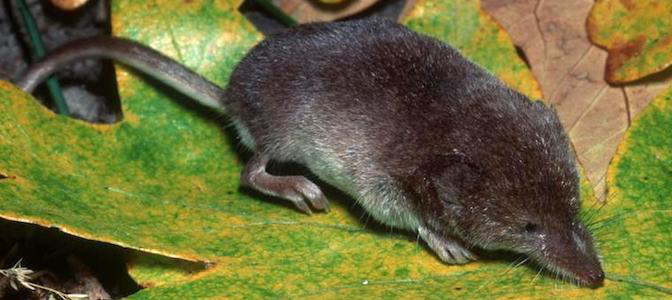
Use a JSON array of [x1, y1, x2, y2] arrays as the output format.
[[0, 260, 88, 300]]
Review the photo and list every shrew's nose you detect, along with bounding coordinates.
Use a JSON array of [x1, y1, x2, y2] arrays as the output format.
[[584, 269, 605, 287]]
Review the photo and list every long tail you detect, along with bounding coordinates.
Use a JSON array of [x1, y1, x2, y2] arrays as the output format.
[[17, 36, 226, 110]]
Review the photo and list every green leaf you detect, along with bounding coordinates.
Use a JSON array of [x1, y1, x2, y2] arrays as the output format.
[[602, 84, 672, 295], [587, 0, 672, 83], [4, 0, 668, 298]]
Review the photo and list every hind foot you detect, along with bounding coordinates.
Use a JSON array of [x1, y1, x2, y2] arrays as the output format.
[[241, 153, 330, 214]]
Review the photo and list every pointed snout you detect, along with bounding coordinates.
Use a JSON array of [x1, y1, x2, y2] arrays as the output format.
[[536, 226, 605, 288], [578, 268, 605, 288]]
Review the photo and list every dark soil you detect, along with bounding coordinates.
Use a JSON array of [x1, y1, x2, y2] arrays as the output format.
[[0, 218, 140, 299], [1, 0, 120, 123]]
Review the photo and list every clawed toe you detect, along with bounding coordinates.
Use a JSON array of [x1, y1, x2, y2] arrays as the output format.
[[286, 178, 330, 214], [297, 178, 330, 212], [292, 199, 314, 215]]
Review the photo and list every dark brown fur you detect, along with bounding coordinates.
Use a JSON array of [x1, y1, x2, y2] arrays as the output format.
[[227, 18, 603, 286]]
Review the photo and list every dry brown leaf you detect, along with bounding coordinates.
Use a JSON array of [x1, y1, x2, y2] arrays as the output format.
[[481, 0, 670, 198], [272, 0, 379, 23]]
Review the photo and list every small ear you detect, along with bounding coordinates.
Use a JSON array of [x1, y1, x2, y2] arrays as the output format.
[[412, 153, 481, 209], [432, 154, 481, 207]]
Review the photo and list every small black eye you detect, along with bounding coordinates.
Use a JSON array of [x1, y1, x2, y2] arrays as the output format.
[[524, 222, 538, 233]]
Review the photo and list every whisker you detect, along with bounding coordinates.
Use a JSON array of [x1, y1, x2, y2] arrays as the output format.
[[513, 256, 530, 268], [532, 266, 544, 283]]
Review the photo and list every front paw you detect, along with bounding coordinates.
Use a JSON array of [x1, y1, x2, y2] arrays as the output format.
[[418, 226, 477, 264]]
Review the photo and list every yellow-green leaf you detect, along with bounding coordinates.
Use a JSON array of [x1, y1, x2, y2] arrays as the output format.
[[587, 0, 672, 83], [5, 0, 665, 298], [602, 84, 672, 295]]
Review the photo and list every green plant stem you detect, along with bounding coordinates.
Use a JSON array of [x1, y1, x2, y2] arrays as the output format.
[[252, 0, 298, 27], [16, 0, 69, 115]]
